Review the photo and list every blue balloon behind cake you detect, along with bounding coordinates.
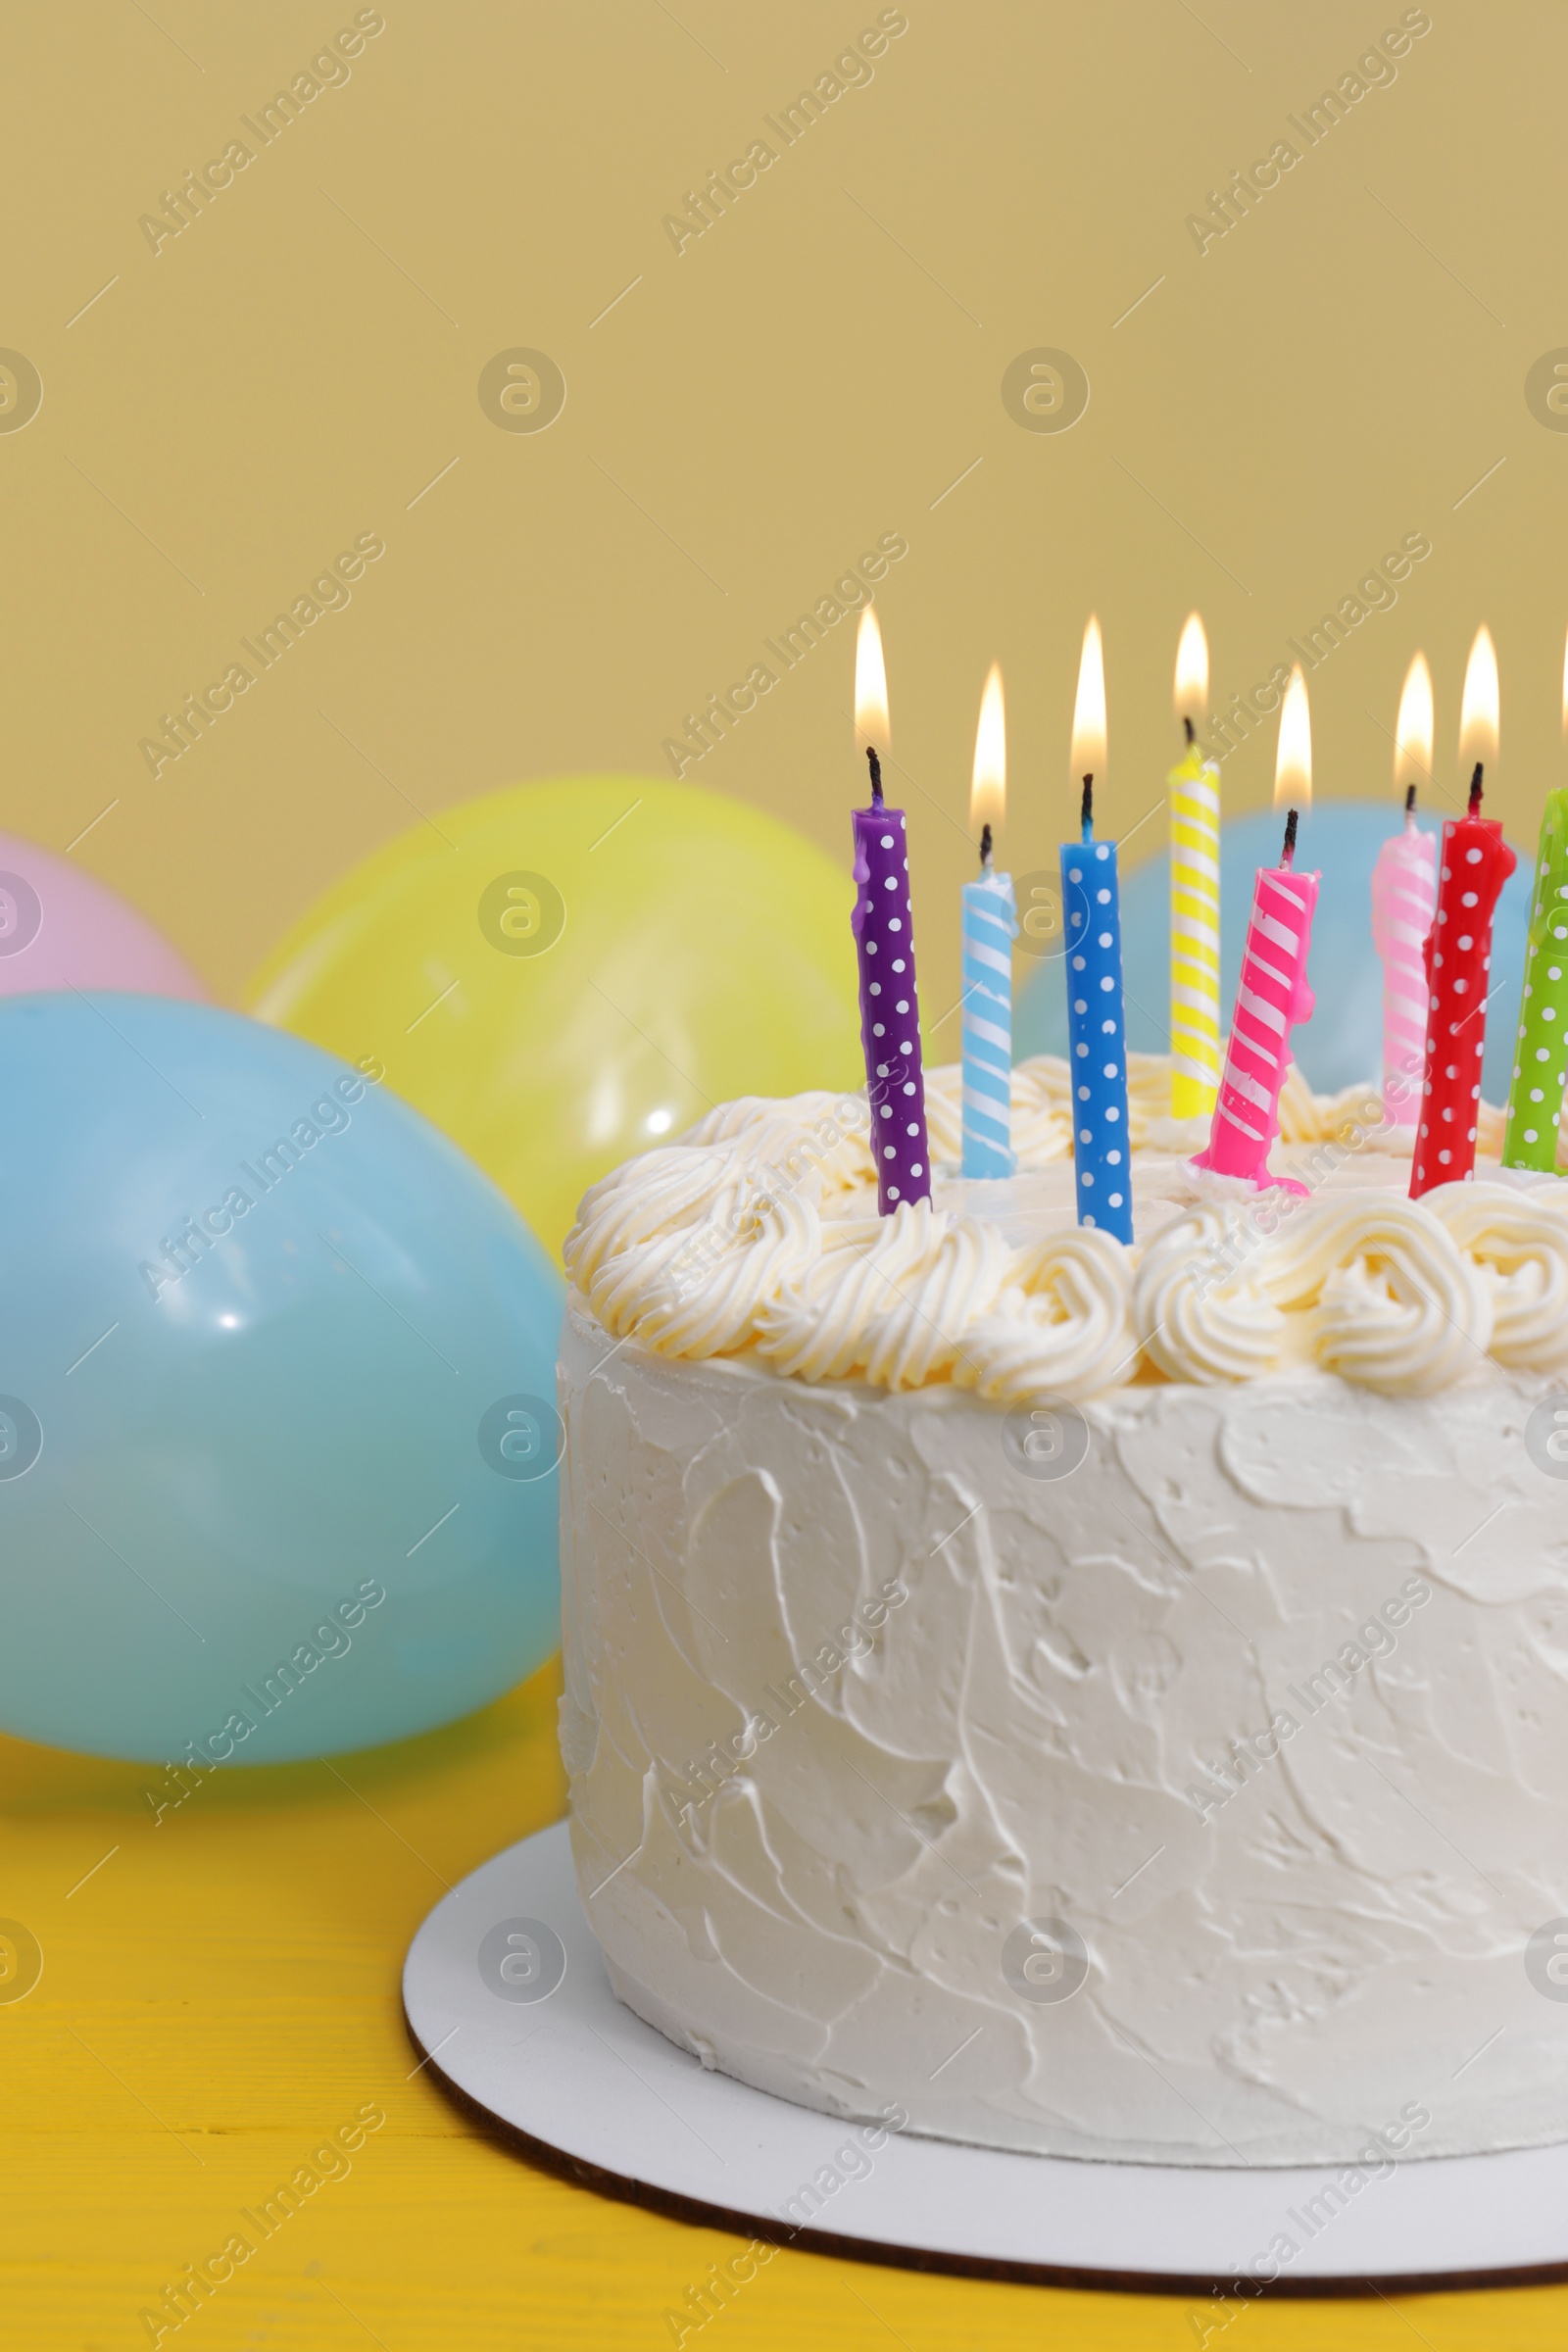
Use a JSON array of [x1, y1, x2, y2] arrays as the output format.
[[0, 995, 564, 1763], [1016, 799, 1534, 1099]]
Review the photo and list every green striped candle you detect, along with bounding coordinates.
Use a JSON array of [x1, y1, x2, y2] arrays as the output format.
[[1503, 785, 1568, 1170]]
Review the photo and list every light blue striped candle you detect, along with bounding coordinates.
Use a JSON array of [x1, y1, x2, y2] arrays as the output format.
[[1061, 814, 1133, 1242], [960, 848, 1016, 1177]]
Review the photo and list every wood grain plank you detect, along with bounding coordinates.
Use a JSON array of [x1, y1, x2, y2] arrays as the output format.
[[1, 1655, 1559, 2350]]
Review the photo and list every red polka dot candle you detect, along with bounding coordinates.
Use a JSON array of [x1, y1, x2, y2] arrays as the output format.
[[852, 609, 930, 1215], [1410, 626, 1516, 1200]]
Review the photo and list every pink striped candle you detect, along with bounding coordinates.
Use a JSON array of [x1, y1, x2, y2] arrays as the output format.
[[1192, 811, 1320, 1195], [1370, 788, 1438, 1123]]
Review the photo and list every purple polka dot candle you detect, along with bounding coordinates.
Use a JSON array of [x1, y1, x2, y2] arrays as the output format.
[[853, 609, 930, 1215]]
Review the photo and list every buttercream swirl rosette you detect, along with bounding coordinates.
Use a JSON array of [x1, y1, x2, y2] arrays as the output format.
[[562, 1055, 1568, 1402]]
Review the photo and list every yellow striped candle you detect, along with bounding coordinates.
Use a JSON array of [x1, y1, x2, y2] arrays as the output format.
[[1169, 613, 1221, 1120]]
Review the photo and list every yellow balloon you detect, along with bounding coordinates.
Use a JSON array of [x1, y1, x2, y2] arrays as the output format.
[[247, 778, 864, 1258]]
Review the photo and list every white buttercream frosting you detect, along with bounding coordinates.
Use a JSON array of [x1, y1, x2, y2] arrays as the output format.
[[1426, 1184, 1568, 1371], [560, 1055, 1568, 1404], [953, 1229, 1137, 1404], [560, 1303, 1568, 2168], [1134, 1205, 1286, 1385], [560, 1054, 1568, 2169]]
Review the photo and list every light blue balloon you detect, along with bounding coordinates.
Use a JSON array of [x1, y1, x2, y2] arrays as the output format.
[[0, 994, 564, 1763], [1017, 800, 1533, 1097]]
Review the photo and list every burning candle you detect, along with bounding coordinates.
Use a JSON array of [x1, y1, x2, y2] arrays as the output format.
[[851, 608, 930, 1214], [960, 662, 1016, 1177], [1060, 617, 1133, 1242], [1370, 653, 1438, 1125], [1168, 613, 1222, 1121], [1410, 626, 1516, 1200], [1502, 624, 1568, 1171], [1193, 666, 1320, 1194]]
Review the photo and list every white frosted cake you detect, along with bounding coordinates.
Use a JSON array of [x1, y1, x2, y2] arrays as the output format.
[[557, 1056, 1568, 2168]]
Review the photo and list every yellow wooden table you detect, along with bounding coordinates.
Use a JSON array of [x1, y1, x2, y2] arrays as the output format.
[[3, 1655, 1560, 2352]]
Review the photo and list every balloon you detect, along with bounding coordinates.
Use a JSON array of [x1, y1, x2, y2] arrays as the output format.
[[247, 778, 863, 1258], [1017, 799, 1534, 1099], [0, 994, 563, 1764], [0, 831, 206, 1000]]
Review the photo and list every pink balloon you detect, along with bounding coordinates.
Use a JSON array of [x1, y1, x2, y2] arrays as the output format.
[[0, 833, 206, 1001]]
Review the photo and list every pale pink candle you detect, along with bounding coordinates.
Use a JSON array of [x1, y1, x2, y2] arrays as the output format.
[[1374, 656, 1439, 1127], [1370, 790, 1438, 1125]]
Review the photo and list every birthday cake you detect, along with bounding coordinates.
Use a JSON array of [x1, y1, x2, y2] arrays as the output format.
[[558, 1054, 1568, 2169]]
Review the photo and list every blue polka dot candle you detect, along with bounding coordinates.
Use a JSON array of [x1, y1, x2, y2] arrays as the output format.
[[852, 608, 930, 1215], [1060, 617, 1133, 1243], [961, 662, 1016, 1177]]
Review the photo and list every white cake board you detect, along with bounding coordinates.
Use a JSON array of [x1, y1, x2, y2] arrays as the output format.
[[402, 1822, 1568, 2294]]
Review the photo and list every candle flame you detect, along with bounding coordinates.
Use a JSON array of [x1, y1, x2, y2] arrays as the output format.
[[1174, 612, 1207, 725], [970, 662, 1005, 838], [1459, 624, 1498, 775], [854, 606, 889, 754], [1394, 652, 1433, 790], [1070, 614, 1106, 785], [1274, 665, 1311, 809]]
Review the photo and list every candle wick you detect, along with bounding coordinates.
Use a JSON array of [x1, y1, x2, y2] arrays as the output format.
[[1404, 780, 1418, 820], [978, 821, 993, 874], [1183, 715, 1196, 747], [1281, 807, 1298, 868], [1468, 761, 1483, 815], [1080, 773, 1094, 843]]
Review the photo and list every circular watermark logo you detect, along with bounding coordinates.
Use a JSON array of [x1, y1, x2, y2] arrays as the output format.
[[1012, 871, 1065, 960], [1525, 350, 1568, 432], [1001, 1399, 1089, 1482], [1525, 1395, 1568, 1478], [0, 872, 41, 956], [1002, 1916, 1088, 2005], [1001, 347, 1089, 435], [478, 348, 566, 434], [0, 1397, 42, 1481], [478, 1394, 564, 1482], [1525, 1919, 1568, 2000], [0, 351, 43, 436], [477, 870, 565, 957], [477, 1914, 566, 2003], [0, 1919, 42, 2004]]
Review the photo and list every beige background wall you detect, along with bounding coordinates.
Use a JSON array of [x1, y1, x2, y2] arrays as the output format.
[[4, 0, 1564, 1032]]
